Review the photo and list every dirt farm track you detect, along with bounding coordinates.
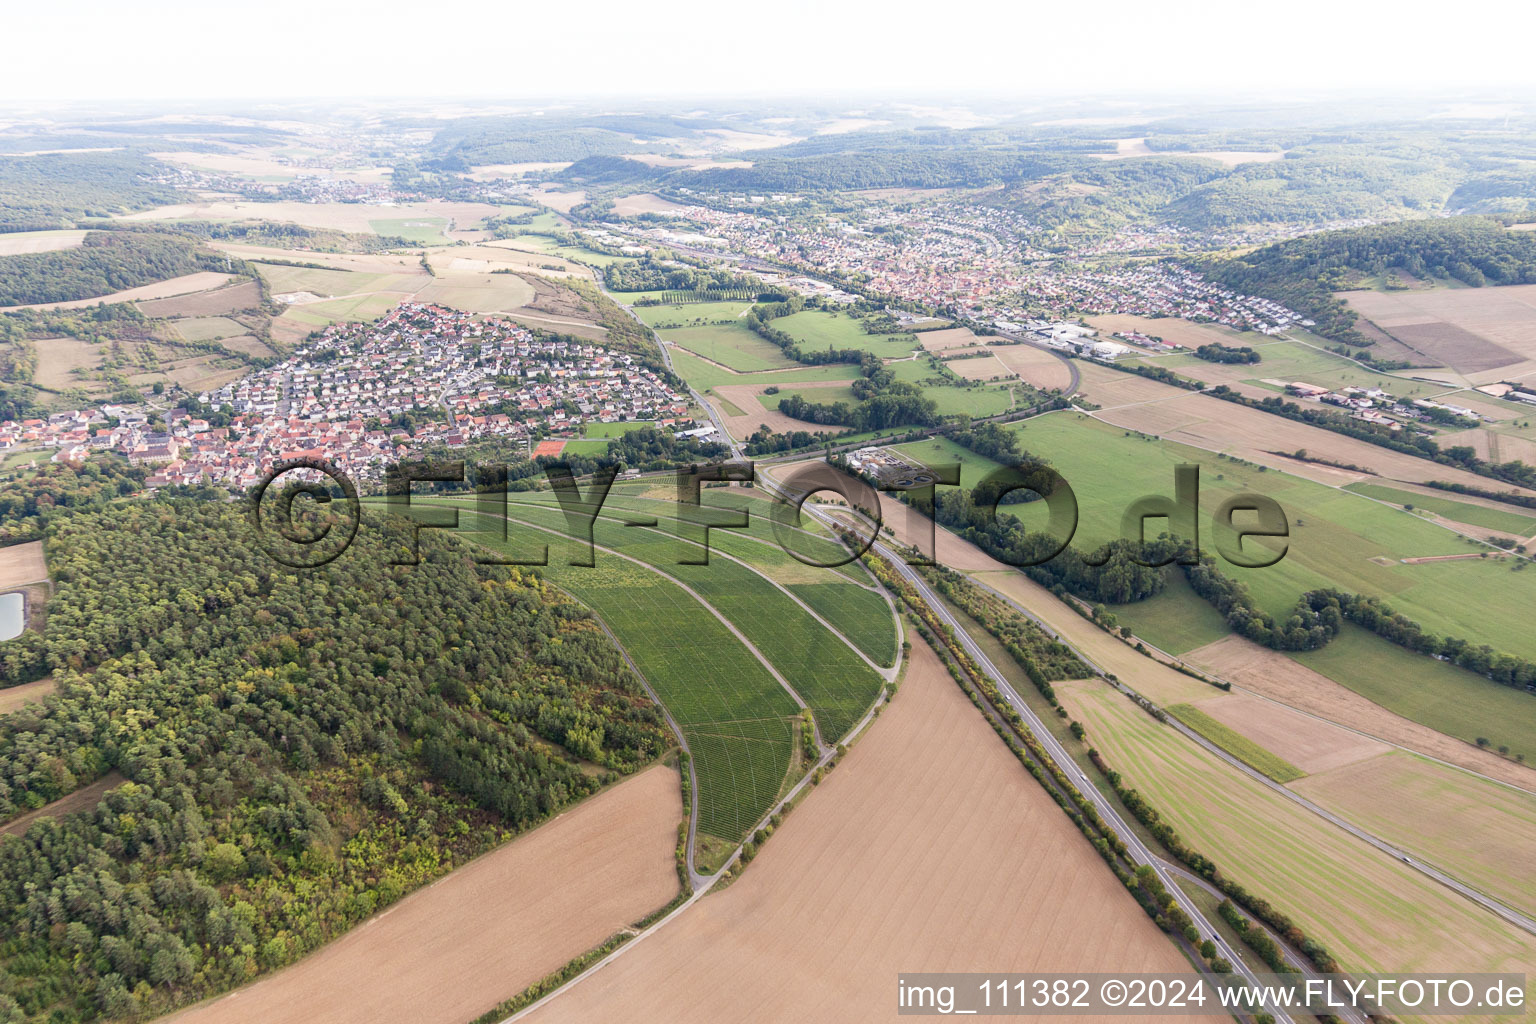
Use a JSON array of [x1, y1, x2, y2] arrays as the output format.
[[521, 639, 1199, 1024]]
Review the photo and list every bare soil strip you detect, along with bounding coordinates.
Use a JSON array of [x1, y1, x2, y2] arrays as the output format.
[[1187, 635, 1536, 791]]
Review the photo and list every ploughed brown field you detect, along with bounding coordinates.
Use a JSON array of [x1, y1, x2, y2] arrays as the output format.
[[1343, 284, 1536, 383], [1191, 692, 1389, 774], [165, 766, 682, 1024], [522, 638, 1198, 1024], [1075, 363, 1536, 496], [1187, 634, 1536, 791]]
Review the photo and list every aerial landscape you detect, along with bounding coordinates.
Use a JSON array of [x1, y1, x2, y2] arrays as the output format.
[[0, 2, 1533, 1022]]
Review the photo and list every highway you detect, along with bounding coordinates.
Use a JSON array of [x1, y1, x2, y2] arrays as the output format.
[[957, 577, 1536, 938], [757, 470, 1296, 1023]]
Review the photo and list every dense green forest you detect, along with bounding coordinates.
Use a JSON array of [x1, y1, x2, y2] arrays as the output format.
[[0, 458, 146, 549], [0, 154, 182, 232], [1197, 217, 1536, 343], [0, 502, 668, 1022], [0, 231, 217, 307]]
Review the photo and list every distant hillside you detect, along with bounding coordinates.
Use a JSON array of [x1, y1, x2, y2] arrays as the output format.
[[0, 230, 216, 306], [0, 151, 183, 231], [1196, 217, 1536, 344]]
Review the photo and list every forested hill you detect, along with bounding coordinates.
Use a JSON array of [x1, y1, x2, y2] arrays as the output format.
[[0, 230, 220, 306], [0, 502, 668, 1022], [0, 152, 184, 232], [1197, 217, 1536, 344]]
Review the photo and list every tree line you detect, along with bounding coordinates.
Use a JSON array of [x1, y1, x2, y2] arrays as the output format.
[[0, 501, 669, 1021]]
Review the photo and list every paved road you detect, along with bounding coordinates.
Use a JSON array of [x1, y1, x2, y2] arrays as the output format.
[[957, 574, 1536, 938], [756, 471, 1294, 1023], [1159, 860, 1370, 1024]]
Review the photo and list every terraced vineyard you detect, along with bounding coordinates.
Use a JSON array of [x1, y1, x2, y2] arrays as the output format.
[[443, 507, 797, 842], [456, 497, 885, 741]]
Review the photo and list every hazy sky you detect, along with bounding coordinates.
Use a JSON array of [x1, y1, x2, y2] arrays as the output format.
[[5, 0, 1536, 103]]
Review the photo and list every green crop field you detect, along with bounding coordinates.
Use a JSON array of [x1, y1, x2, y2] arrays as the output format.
[[560, 438, 611, 455], [1166, 703, 1307, 782], [421, 504, 797, 842], [660, 322, 797, 372], [772, 310, 918, 359], [430, 500, 798, 847], [369, 217, 451, 244], [1002, 412, 1536, 661], [1345, 482, 1536, 535], [501, 233, 633, 267], [1109, 568, 1232, 655], [925, 383, 1016, 417], [1290, 624, 1536, 762], [1130, 336, 1449, 399]]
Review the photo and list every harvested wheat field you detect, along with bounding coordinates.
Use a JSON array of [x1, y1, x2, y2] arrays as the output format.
[[0, 676, 56, 716], [167, 765, 682, 1024], [1191, 692, 1388, 774], [137, 279, 262, 317], [1082, 368, 1536, 495], [1088, 313, 1257, 351], [1187, 634, 1536, 791], [1292, 749, 1536, 918], [208, 244, 430, 275], [992, 343, 1074, 390], [121, 200, 503, 235], [0, 543, 48, 590], [1058, 679, 1536, 985], [917, 326, 982, 351], [1344, 285, 1536, 381], [0, 229, 86, 255], [944, 352, 1011, 380], [610, 193, 688, 216], [713, 381, 853, 440], [0, 272, 236, 312], [522, 639, 1197, 1024]]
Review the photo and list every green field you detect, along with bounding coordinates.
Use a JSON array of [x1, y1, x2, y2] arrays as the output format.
[[502, 233, 633, 267], [772, 310, 918, 359], [1130, 336, 1449, 400], [560, 438, 611, 456], [369, 217, 451, 244], [1345, 482, 1536, 535], [891, 436, 1007, 491], [631, 299, 758, 327], [999, 412, 1536, 661], [1290, 624, 1536, 762], [925, 383, 1016, 417], [661, 322, 797, 372], [787, 582, 897, 668], [173, 316, 246, 342], [756, 384, 860, 411], [666, 348, 855, 391], [582, 421, 655, 438], [1166, 703, 1307, 783], [1109, 568, 1232, 655]]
